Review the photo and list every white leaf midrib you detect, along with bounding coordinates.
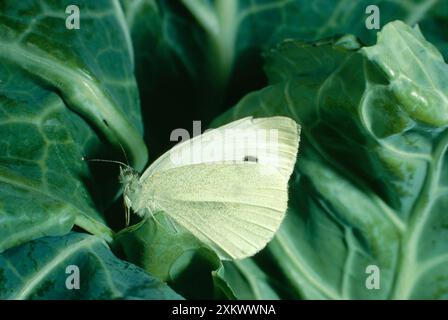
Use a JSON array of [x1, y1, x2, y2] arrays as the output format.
[[404, 0, 440, 26], [13, 236, 100, 299], [392, 129, 448, 298], [0, 40, 147, 170]]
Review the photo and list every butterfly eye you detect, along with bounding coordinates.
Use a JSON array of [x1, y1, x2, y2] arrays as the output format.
[[243, 155, 258, 163]]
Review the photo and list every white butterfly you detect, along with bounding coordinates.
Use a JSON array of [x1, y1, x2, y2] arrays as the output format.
[[121, 116, 300, 260]]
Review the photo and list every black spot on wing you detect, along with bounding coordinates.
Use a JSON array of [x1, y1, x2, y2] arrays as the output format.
[[243, 155, 258, 163]]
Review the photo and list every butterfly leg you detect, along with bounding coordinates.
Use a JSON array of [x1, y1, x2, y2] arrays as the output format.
[[147, 209, 179, 234], [124, 196, 130, 227], [164, 214, 180, 234]]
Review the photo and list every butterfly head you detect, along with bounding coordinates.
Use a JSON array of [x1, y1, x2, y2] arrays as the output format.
[[119, 166, 138, 185], [120, 166, 142, 214]]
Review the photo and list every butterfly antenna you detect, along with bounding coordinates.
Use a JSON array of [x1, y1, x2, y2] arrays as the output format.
[[81, 157, 132, 170], [82, 156, 134, 228], [117, 142, 129, 166]]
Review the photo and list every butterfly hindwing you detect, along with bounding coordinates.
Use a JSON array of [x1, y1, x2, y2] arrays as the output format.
[[144, 163, 288, 260]]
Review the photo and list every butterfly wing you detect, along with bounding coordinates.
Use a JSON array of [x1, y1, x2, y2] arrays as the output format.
[[137, 116, 300, 260]]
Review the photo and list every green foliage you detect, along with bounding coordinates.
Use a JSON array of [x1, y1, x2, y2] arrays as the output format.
[[214, 21, 448, 299], [0, 0, 148, 252], [0, 232, 182, 299]]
